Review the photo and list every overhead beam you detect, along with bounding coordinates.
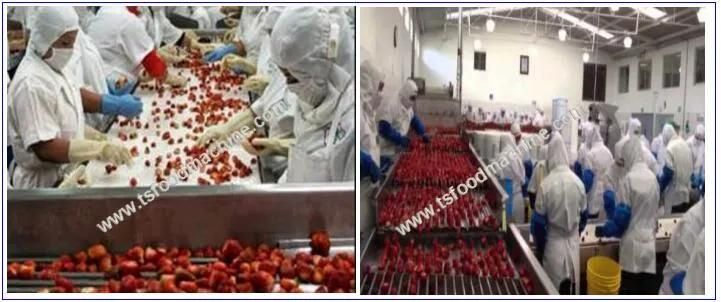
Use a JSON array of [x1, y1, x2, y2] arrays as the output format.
[[612, 24, 704, 58]]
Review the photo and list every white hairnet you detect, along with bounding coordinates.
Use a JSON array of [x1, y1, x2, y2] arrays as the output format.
[[262, 6, 284, 32], [29, 6, 79, 55], [695, 124, 705, 139], [270, 7, 353, 82], [510, 122, 521, 136], [399, 80, 418, 109], [360, 60, 384, 110], [621, 136, 646, 173], [547, 132, 570, 170], [662, 124, 677, 145]]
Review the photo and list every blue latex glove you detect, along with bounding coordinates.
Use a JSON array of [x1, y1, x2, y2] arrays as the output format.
[[581, 168, 595, 194], [380, 155, 393, 174], [579, 209, 589, 235], [670, 271, 686, 295], [106, 78, 136, 96], [523, 160, 534, 182], [360, 150, 381, 183], [410, 114, 427, 137], [521, 180, 529, 198], [503, 178, 514, 220], [378, 120, 410, 148], [657, 165, 675, 192], [203, 44, 238, 62], [573, 161, 583, 178], [603, 190, 616, 219], [101, 94, 143, 118], [530, 212, 548, 260], [595, 203, 631, 238]]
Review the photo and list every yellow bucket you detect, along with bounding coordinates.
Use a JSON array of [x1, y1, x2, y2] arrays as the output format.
[[586, 256, 621, 295]]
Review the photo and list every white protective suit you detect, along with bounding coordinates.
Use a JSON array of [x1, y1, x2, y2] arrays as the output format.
[[378, 80, 418, 156], [527, 144, 548, 196], [8, 7, 85, 188], [270, 7, 355, 183], [498, 134, 526, 223], [683, 228, 705, 294], [598, 139, 627, 201], [70, 30, 110, 130], [625, 118, 658, 173], [686, 124, 705, 176], [360, 60, 384, 165], [140, 7, 184, 49], [660, 199, 704, 294], [661, 125, 693, 214], [617, 137, 660, 274], [87, 7, 155, 83], [580, 123, 614, 217], [173, 7, 212, 29], [535, 132, 586, 292], [576, 121, 592, 166], [651, 132, 667, 168]]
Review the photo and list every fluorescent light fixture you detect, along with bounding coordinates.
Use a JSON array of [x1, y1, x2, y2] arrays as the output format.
[[636, 7, 667, 19], [558, 28, 568, 41], [486, 19, 496, 32], [542, 8, 614, 39], [697, 7, 708, 23], [582, 52, 590, 62], [610, 7, 620, 12], [623, 36, 632, 48], [446, 7, 524, 19], [474, 40, 482, 51]]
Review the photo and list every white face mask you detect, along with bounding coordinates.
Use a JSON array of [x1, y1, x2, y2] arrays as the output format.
[[287, 79, 328, 107], [44, 47, 75, 72]]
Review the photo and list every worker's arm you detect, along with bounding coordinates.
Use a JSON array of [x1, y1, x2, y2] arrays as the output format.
[[594, 203, 631, 238], [81, 88, 143, 118], [79, 88, 102, 113], [378, 120, 409, 148], [30, 139, 70, 163], [360, 149, 380, 183], [409, 114, 429, 143], [657, 165, 675, 192]]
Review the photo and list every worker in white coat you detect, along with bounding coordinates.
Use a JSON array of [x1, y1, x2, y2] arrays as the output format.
[[377, 80, 428, 160], [657, 124, 693, 214], [625, 118, 658, 173], [660, 198, 704, 294], [8, 7, 133, 189], [686, 124, 705, 188], [598, 139, 627, 219], [139, 7, 214, 63], [87, 7, 188, 90], [204, 6, 264, 65], [530, 132, 586, 294], [595, 136, 660, 294], [265, 7, 355, 182], [497, 133, 526, 224], [579, 122, 614, 219], [359, 60, 384, 182], [673, 228, 705, 294], [651, 130, 667, 164]]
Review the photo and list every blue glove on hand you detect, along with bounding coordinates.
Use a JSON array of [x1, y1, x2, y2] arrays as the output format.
[[101, 94, 143, 118], [204, 44, 238, 63], [581, 169, 595, 194], [657, 165, 675, 192], [379, 120, 410, 149], [503, 178, 514, 219], [380, 156, 393, 174], [530, 212, 548, 261], [523, 160, 534, 181], [521, 180, 529, 198], [573, 161, 583, 178], [106, 78, 136, 96], [670, 271, 686, 295], [360, 150, 381, 183], [595, 203, 632, 238], [603, 190, 616, 219]]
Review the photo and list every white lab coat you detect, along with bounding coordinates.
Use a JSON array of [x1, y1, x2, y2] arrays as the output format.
[[660, 199, 704, 294], [686, 135, 705, 176], [285, 65, 355, 183], [651, 134, 666, 167], [8, 51, 85, 188], [141, 7, 184, 48], [377, 81, 415, 157], [359, 60, 384, 165], [617, 138, 660, 274], [498, 134, 526, 223], [662, 137, 693, 214], [536, 133, 586, 292], [87, 7, 155, 83], [70, 30, 110, 130], [683, 228, 705, 294], [580, 124, 614, 217]]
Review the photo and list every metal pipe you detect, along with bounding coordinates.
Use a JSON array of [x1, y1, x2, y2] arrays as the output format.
[[457, 7, 463, 106], [411, 8, 416, 78], [681, 39, 690, 134]]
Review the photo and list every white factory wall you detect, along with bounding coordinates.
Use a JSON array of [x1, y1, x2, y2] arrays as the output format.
[[359, 7, 420, 96], [605, 36, 705, 135], [418, 21, 611, 116]]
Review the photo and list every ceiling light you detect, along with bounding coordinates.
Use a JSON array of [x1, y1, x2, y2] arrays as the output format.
[[486, 19, 496, 32], [582, 52, 590, 63], [558, 28, 568, 41], [474, 39, 482, 51], [610, 7, 620, 12], [637, 7, 667, 20], [542, 8, 614, 39], [446, 7, 525, 19], [623, 36, 633, 48], [697, 7, 708, 23]]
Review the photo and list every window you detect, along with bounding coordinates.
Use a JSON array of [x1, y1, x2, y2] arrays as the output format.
[[638, 59, 652, 90], [695, 47, 704, 84], [582, 63, 607, 102], [662, 52, 681, 88], [474, 51, 486, 71], [618, 65, 630, 93]]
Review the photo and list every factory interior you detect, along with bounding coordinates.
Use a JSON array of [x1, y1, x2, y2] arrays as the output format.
[[360, 7, 708, 295]]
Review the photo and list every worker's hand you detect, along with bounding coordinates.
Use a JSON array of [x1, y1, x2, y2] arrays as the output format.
[[100, 94, 143, 118], [670, 271, 686, 295], [158, 45, 185, 64], [106, 77, 136, 96], [242, 137, 293, 156], [197, 110, 255, 147], [221, 54, 257, 75], [84, 126, 107, 142], [191, 40, 215, 55], [58, 165, 90, 189], [400, 136, 410, 148], [164, 73, 188, 88], [204, 44, 238, 63], [197, 124, 230, 147], [68, 139, 133, 166], [243, 74, 270, 95]]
